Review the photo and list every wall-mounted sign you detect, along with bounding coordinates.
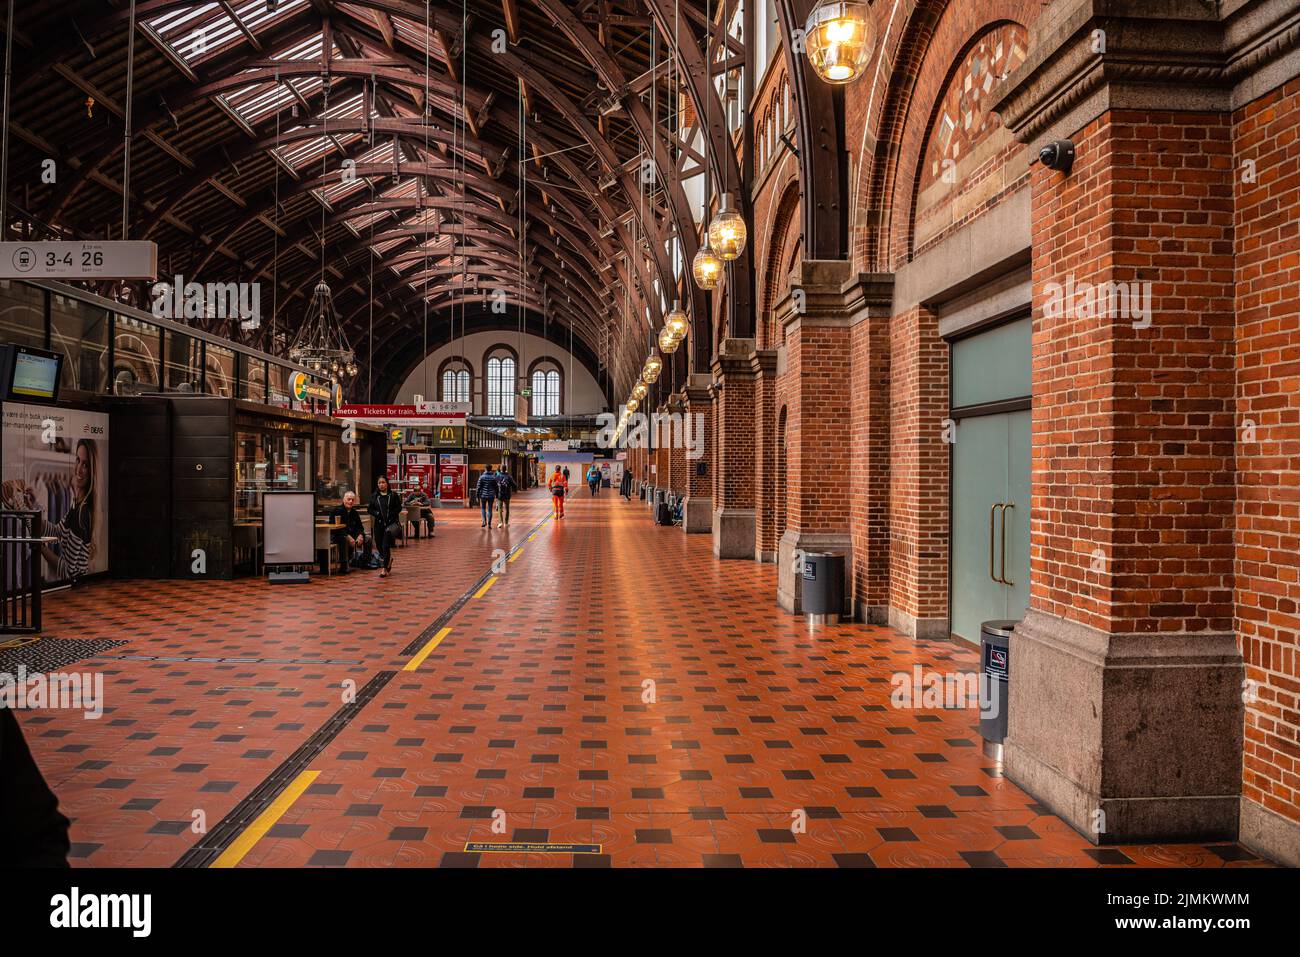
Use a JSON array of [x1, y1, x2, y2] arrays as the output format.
[[413, 400, 471, 416], [289, 371, 331, 402], [432, 425, 464, 447], [335, 404, 467, 427], [0, 240, 158, 280]]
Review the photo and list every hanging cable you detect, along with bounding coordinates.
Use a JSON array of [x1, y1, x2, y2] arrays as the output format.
[[0, 0, 16, 239], [271, 70, 281, 348], [121, 0, 137, 238], [422, 0, 431, 400]]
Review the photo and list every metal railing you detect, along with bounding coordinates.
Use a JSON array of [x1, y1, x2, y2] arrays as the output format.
[[1, 510, 44, 633]]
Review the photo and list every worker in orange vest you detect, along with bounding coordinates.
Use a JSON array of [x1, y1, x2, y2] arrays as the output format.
[[548, 465, 569, 518]]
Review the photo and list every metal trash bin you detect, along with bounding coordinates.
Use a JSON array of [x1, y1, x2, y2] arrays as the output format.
[[638, 483, 646, 500], [801, 552, 845, 625], [979, 620, 1017, 761]]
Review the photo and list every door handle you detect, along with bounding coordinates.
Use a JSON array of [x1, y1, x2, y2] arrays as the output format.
[[989, 503, 1002, 583], [999, 502, 1015, 586]]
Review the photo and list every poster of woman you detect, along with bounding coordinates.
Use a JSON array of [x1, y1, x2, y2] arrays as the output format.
[[1, 402, 110, 585]]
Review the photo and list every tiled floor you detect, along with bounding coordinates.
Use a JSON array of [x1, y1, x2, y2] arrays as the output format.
[[15, 488, 1268, 868]]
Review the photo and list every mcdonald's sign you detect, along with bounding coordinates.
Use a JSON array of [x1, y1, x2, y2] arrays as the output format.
[[433, 425, 464, 447]]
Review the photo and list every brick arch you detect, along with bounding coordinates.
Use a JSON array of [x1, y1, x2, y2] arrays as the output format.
[[851, 0, 1042, 273], [760, 178, 802, 349]]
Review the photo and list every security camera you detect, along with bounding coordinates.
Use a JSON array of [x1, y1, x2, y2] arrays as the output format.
[[1037, 139, 1075, 174]]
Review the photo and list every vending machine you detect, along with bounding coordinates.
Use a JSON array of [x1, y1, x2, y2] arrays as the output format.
[[438, 453, 468, 505]]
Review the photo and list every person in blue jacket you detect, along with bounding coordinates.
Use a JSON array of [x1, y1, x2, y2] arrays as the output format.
[[476, 465, 499, 528]]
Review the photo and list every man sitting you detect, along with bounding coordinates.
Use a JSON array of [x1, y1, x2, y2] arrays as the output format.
[[403, 485, 435, 538], [329, 491, 370, 573]]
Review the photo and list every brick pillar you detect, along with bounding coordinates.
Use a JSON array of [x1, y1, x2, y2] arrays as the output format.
[[752, 349, 779, 562], [682, 375, 713, 533], [653, 411, 671, 498], [852, 280, 892, 624], [1235, 74, 1300, 865], [886, 303, 949, 637], [711, 339, 757, 558], [992, 1, 1247, 844], [668, 393, 687, 496], [775, 262, 892, 614]]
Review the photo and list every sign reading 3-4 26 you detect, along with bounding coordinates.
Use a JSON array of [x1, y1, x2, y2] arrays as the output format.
[[0, 241, 158, 280]]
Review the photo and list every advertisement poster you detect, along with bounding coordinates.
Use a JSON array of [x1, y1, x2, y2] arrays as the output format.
[[1, 402, 110, 584]]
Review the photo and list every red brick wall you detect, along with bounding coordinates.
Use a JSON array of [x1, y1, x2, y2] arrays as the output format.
[[888, 304, 949, 623], [1234, 76, 1300, 825], [754, 359, 780, 557], [1030, 110, 1236, 635], [686, 389, 713, 501], [851, 312, 891, 614], [712, 356, 757, 511], [785, 324, 853, 534]]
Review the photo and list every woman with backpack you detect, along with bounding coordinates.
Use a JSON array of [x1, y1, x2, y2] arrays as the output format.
[[370, 475, 404, 578], [586, 463, 601, 496]]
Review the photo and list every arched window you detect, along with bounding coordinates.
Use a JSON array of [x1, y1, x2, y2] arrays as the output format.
[[530, 366, 561, 416], [486, 351, 516, 416], [440, 361, 470, 403]]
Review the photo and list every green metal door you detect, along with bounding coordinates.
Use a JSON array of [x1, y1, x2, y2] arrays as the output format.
[[951, 414, 1010, 643], [1003, 408, 1032, 624], [949, 316, 1032, 644]]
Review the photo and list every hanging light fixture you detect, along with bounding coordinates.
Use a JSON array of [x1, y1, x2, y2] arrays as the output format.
[[659, 325, 680, 353], [288, 280, 357, 382], [692, 240, 723, 290], [626, 397, 640, 412], [805, 1, 876, 85], [708, 193, 747, 261], [632, 381, 648, 400], [643, 350, 663, 383], [665, 300, 691, 340]]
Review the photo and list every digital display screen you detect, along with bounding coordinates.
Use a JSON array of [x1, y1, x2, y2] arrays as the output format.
[[10, 349, 60, 400]]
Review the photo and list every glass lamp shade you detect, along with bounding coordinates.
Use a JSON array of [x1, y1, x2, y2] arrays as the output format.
[[626, 398, 640, 412], [665, 301, 691, 340], [708, 193, 747, 261], [644, 352, 663, 380], [692, 240, 723, 290], [659, 325, 681, 353], [805, 1, 876, 84], [632, 382, 648, 400]]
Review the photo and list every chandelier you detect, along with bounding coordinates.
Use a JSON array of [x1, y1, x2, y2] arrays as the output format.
[[288, 281, 358, 380]]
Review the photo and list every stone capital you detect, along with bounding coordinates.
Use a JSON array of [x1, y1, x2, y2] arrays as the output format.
[[991, 0, 1300, 145], [711, 337, 759, 381], [777, 260, 894, 334]]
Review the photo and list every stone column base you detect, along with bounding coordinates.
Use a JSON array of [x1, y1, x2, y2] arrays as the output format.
[[682, 496, 712, 534], [777, 531, 852, 615], [855, 601, 889, 626], [1240, 797, 1300, 867], [1004, 609, 1243, 844], [887, 606, 949, 640], [712, 507, 755, 559]]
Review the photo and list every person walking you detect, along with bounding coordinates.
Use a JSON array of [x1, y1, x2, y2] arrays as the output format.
[[562, 466, 571, 497], [587, 463, 601, 496], [476, 465, 499, 528], [548, 465, 569, 518], [370, 475, 404, 578], [495, 466, 517, 527]]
